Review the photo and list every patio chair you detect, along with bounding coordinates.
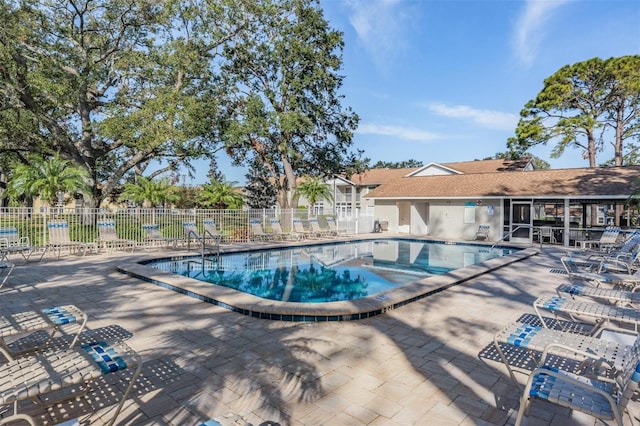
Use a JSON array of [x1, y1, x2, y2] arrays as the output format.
[[249, 219, 272, 241], [514, 337, 640, 426], [0, 261, 14, 290], [0, 339, 141, 426], [203, 219, 225, 244], [560, 256, 640, 290], [556, 283, 640, 308], [474, 225, 490, 241], [0, 226, 46, 262], [493, 320, 639, 383], [538, 226, 556, 244], [183, 221, 204, 248], [308, 218, 331, 238], [0, 305, 87, 362], [268, 219, 291, 240], [47, 221, 98, 259], [533, 294, 640, 334], [292, 219, 313, 239], [142, 224, 180, 248], [326, 217, 348, 236], [97, 220, 136, 252], [574, 226, 621, 252]]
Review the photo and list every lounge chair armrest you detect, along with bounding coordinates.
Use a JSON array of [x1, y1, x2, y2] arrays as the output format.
[[540, 342, 615, 371], [597, 258, 631, 274], [18, 236, 30, 246], [0, 237, 8, 248], [525, 366, 619, 409]]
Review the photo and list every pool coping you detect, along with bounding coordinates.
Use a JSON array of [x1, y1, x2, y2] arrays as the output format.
[[117, 238, 539, 321]]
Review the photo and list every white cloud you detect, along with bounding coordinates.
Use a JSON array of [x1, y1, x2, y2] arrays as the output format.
[[513, 0, 571, 65], [428, 103, 518, 131], [356, 123, 441, 142], [345, 0, 411, 66]]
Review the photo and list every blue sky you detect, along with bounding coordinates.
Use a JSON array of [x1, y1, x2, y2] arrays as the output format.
[[198, 0, 640, 184]]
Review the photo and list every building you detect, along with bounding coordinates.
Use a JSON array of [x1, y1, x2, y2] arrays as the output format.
[[320, 158, 534, 219], [364, 160, 640, 246]]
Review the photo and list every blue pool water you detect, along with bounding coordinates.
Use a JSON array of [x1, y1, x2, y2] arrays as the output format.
[[146, 239, 518, 303]]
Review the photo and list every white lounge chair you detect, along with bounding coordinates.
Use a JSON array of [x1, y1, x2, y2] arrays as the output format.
[[203, 219, 225, 243], [326, 217, 348, 236], [0, 226, 46, 261], [97, 220, 136, 252], [475, 225, 490, 241], [534, 294, 640, 334], [556, 283, 640, 308], [0, 305, 87, 361], [292, 219, 311, 239], [268, 219, 292, 240], [308, 218, 331, 238], [249, 219, 272, 241], [574, 226, 621, 252], [514, 339, 640, 426], [47, 221, 98, 259], [0, 340, 141, 426], [183, 221, 204, 248], [142, 224, 180, 248], [560, 256, 640, 290], [493, 320, 639, 383]]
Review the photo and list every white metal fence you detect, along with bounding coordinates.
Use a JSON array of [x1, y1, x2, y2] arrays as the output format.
[[0, 207, 371, 248]]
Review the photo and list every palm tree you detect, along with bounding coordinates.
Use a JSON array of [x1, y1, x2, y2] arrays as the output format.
[[6, 153, 90, 205], [294, 177, 333, 217], [118, 176, 178, 208], [196, 180, 244, 209]]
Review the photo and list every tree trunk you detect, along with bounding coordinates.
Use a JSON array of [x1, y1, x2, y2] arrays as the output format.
[[614, 104, 624, 166]]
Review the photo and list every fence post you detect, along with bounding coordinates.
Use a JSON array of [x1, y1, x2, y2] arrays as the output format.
[[355, 207, 359, 234], [41, 207, 48, 246]]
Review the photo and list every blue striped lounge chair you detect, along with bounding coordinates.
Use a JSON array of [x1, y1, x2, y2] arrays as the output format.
[[514, 335, 640, 425], [0, 305, 88, 361], [0, 340, 141, 426], [533, 294, 640, 334], [142, 224, 180, 248], [47, 221, 98, 258], [97, 220, 136, 252], [0, 226, 46, 262]]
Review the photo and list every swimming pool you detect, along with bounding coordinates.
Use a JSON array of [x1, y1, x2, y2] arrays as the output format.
[[145, 239, 518, 303]]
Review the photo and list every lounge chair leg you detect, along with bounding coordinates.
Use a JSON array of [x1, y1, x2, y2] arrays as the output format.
[[105, 355, 142, 426]]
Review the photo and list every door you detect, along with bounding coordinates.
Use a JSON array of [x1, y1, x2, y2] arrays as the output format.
[[510, 201, 532, 243]]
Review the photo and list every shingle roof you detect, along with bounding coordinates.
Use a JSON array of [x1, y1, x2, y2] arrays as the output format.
[[347, 158, 531, 185], [348, 167, 420, 185], [440, 158, 532, 174], [365, 166, 640, 199]]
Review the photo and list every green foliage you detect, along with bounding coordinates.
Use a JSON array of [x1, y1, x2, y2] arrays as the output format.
[[245, 160, 278, 209], [371, 160, 423, 169], [196, 180, 244, 209], [509, 55, 640, 167], [0, 0, 243, 206], [6, 153, 90, 205], [118, 176, 178, 208], [294, 176, 332, 215], [491, 152, 550, 169], [173, 186, 199, 209], [217, 0, 360, 208]]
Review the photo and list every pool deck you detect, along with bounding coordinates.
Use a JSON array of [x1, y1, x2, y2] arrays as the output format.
[[2, 236, 639, 425]]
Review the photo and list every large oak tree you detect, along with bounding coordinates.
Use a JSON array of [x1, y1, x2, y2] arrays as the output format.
[[216, 0, 360, 208], [0, 0, 246, 206]]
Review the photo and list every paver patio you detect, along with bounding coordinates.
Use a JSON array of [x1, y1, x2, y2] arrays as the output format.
[[1, 242, 638, 425]]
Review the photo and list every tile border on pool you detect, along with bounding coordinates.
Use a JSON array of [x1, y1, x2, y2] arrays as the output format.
[[117, 239, 538, 322]]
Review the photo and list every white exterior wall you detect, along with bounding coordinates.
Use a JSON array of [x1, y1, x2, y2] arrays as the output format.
[[372, 198, 502, 240], [428, 200, 502, 240], [373, 201, 398, 232]]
